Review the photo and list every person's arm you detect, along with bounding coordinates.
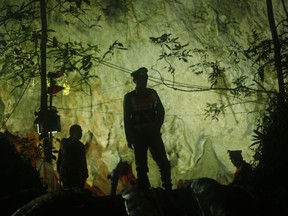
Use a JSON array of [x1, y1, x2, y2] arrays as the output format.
[[56, 138, 67, 173], [153, 90, 165, 128], [123, 93, 134, 149], [81, 143, 89, 179], [56, 149, 62, 173]]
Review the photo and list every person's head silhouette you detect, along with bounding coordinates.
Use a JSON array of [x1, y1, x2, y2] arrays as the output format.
[[69, 124, 82, 140], [131, 67, 148, 91], [228, 150, 243, 167]]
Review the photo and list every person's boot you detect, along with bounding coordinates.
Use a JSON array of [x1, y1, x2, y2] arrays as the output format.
[[137, 172, 151, 191], [162, 180, 172, 191], [160, 168, 172, 190]]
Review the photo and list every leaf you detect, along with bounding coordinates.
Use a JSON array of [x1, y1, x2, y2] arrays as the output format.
[[52, 36, 58, 47]]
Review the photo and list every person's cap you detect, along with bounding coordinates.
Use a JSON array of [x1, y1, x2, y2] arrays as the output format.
[[227, 150, 242, 159], [131, 67, 148, 80]]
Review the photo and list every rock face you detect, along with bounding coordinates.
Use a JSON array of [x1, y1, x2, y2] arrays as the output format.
[[0, 0, 285, 194]]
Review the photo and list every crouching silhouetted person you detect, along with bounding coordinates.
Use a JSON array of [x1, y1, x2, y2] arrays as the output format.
[[57, 124, 88, 189], [228, 150, 253, 187]]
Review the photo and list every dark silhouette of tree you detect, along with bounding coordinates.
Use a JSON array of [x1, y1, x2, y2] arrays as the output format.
[[248, 0, 288, 194]]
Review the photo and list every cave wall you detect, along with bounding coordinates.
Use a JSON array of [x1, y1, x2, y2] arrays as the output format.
[[0, 0, 285, 194]]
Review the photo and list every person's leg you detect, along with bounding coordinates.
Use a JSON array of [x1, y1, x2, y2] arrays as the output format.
[[61, 172, 86, 189], [149, 135, 172, 190], [133, 140, 150, 191]]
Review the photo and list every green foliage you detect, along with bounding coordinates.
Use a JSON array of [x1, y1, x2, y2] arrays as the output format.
[[0, 2, 40, 85], [249, 94, 288, 185], [47, 38, 100, 78], [244, 6, 288, 186], [207, 60, 226, 88], [0, 1, 125, 90], [150, 33, 263, 120], [244, 30, 275, 83], [243, 15, 288, 182], [230, 75, 252, 97], [0, 0, 127, 162], [149, 33, 192, 76], [204, 102, 225, 121]]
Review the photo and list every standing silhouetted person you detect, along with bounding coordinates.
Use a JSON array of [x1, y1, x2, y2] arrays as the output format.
[[57, 124, 88, 189], [228, 150, 253, 187], [123, 67, 172, 191]]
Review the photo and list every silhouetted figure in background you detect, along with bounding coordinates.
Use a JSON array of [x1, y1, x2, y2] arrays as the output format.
[[108, 161, 137, 195], [123, 67, 172, 191], [228, 150, 253, 187], [57, 124, 88, 189]]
